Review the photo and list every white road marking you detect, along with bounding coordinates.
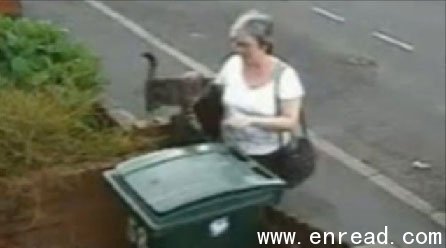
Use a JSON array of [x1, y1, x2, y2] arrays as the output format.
[[85, 0, 214, 78], [369, 174, 434, 215], [309, 131, 379, 178], [312, 6, 346, 24], [372, 31, 415, 52], [84, 0, 444, 228], [430, 212, 446, 227]]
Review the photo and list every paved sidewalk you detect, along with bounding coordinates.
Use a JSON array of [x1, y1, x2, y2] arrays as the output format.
[[22, 1, 445, 248]]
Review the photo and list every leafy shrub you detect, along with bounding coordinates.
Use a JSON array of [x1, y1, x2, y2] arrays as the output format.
[[0, 15, 102, 92]]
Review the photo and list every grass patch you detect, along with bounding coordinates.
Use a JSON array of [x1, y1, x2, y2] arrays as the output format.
[[0, 87, 163, 177]]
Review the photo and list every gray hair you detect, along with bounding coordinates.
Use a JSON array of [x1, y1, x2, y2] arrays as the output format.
[[229, 9, 273, 47]]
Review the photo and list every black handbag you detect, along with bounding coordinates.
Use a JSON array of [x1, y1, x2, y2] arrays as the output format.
[[271, 62, 317, 188]]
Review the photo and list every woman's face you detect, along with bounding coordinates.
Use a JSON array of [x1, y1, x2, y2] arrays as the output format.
[[231, 35, 265, 61]]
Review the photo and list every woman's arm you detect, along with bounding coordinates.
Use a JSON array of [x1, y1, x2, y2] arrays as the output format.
[[249, 97, 302, 132], [249, 65, 305, 132]]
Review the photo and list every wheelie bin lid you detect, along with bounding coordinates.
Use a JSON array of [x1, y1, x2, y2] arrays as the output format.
[[103, 143, 285, 219]]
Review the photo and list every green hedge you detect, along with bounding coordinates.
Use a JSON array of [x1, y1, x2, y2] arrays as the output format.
[[0, 15, 102, 92]]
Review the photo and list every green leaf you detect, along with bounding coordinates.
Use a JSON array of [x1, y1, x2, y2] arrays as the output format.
[[11, 57, 32, 78], [0, 15, 101, 92]]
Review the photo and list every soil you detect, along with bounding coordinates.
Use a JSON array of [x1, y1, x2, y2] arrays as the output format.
[[0, 166, 131, 248]]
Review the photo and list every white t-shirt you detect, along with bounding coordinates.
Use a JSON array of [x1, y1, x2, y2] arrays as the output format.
[[214, 55, 305, 155]]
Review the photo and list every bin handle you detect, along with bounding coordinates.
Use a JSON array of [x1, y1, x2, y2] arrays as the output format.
[[142, 52, 158, 111], [225, 144, 280, 180], [227, 145, 249, 162], [142, 52, 157, 79]]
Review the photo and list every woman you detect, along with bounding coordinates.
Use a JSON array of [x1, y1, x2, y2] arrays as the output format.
[[213, 10, 306, 185]]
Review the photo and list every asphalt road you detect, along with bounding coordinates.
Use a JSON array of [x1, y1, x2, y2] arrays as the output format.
[[97, 1, 446, 212]]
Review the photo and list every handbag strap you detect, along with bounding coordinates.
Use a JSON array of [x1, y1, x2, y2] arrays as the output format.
[[272, 61, 309, 148]]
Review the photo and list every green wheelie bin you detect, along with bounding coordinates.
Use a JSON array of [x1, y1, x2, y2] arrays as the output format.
[[103, 142, 286, 248]]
